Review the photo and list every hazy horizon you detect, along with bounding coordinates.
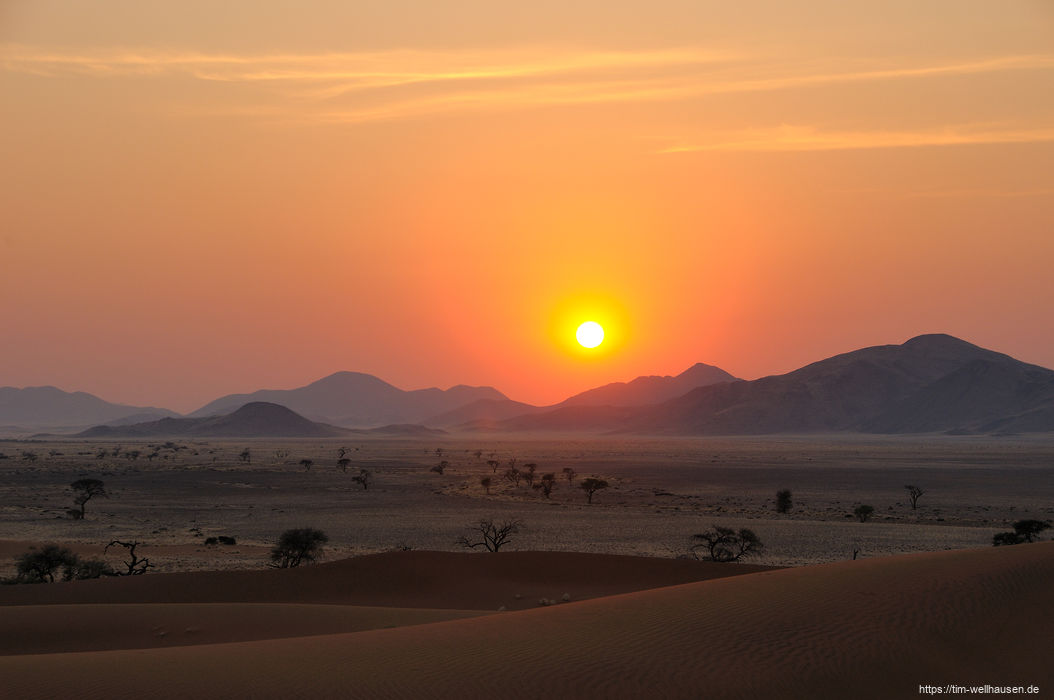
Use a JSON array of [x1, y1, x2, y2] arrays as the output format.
[[3, 1, 1053, 413]]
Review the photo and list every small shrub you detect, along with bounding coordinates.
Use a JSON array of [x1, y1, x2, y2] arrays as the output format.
[[775, 489, 792, 513], [204, 537, 219, 545], [854, 505, 875, 523], [218, 536, 236, 545]]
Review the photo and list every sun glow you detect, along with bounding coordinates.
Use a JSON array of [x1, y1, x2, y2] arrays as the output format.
[[576, 321, 605, 348]]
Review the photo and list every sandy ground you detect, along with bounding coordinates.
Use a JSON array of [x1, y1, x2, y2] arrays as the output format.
[[0, 543, 1050, 699]]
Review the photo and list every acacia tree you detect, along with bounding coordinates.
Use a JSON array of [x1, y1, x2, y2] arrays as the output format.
[[486, 459, 500, 474], [239, 448, 251, 464], [690, 526, 764, 562], [337, 457, 351, 473], [70, 478, 107, 519], [522, 463, 538, 488], [992, 519, 1051, 546], [580, 477, 608, 504], [775, 489, 792, 513], [503, 467, 522, 486], [299, 459, 313, 472], [562, 467, 577, 486], [904, 485, 925, 510], [456, 519, 523, 553], [16, 545, 78, 583], [538, 472, 557, 499], [351, 469, 371, 490], [270, 528, 328, 568], [480, 476, 492, 495]]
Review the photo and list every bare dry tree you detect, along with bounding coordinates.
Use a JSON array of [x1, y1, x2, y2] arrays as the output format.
[[351, 468, 371, 490], [456, 519, 523, 553], [904, 485, 925, 510], [562, 467, 577, 486], [105, 540, 153, 575]]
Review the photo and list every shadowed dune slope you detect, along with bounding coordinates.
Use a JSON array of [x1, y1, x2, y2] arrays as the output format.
[[0, 603, 485, 655], [0, 550, 774, 610], [1, 544, 1050, 699]]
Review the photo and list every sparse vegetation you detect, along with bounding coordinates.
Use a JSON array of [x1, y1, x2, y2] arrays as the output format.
[[239, 448, 251, 464], [299, 459, 313, 471], [503, 467, 522, 486], [904, 484, 925, 510], [992, 519, 1051, 546], [105, 540, 153, 576], [15, 545, 78, 583], [270, 528, 328, 568], [854, 504, 875, 523], [480, 476, 492, 495], [431, 461, 449, 475], [580, 477, 609, 504], [537, 472, 557, 498], [775, 489, 792, 513], [690, 525, 763, 562], [456, 519, 522, 553], [351, 468, 371, 490], [337, 457, 351, 472], [70, 478, 107, 519]]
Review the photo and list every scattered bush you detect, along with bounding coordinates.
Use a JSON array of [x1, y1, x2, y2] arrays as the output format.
[[16, 545, 78, 583], [775, 489, 792, 513], [854, 505, 875, 523], [904, 484, 925, 510], [218, 535, 236, 545], [992, 519, 1051, 546], [456, 519, 522, 553], [270, 528, 328, 568], [580, 478, 609, 504], [70, 478, 107, 519], [690, 525, 764, 562]]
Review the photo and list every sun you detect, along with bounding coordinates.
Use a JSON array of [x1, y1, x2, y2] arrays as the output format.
[[576, 321, 605, 348]]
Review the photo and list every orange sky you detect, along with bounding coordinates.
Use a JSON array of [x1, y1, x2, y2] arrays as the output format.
[[2, 1, 1053, 412]]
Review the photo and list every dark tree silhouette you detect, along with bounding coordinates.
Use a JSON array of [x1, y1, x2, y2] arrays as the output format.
[[691, 526, 763, 562], [580, 477, 608, 504], [775, 489, 792, 513], [456, 519, 522, 553], [105, 540, 153, 575], [992, 519, 1052, 546], [474, 450, 483, 460], [538, 472, 557, 498], [904, 485, 924, 510], [270, 528, 328, 568], [337, 457, 351, 473], [854, 504, 875, 523], [487, 459, 500, 474], [522, 463, 538, 488], [480, 476, 492, 495], [503, 467, 522, 486], [70, 478, 107, 519], [16, 545, 78, 583], [299, 459, 313, 471], [562, 467, 576, 486], [351, 468, 371, 490], [431, 461, 449, 475], [239, 448, 251, 464]]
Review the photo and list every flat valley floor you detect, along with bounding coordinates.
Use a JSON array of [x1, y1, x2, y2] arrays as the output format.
[[2, 434, 1052, 575]]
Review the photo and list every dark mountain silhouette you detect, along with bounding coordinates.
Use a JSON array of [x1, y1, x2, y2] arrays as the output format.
[[424, 363, 738, 427], [79, 402, 348, 438], [189, 372, 506, 427], [0, 386, 178, 429], [556, 362, 739, 408], [476, 335, 1054, 435], [424, 398, 547, 428]]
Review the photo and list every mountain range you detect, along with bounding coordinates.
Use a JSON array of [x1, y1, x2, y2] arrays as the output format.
[[4, 333, 1053, 436]]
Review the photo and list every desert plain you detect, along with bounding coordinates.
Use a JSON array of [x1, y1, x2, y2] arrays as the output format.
[[1, 434, 1052, 698]]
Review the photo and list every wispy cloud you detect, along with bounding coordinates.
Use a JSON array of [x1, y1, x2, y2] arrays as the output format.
[[3, 44, 1053, 125], [660, 124, 1054, 153]]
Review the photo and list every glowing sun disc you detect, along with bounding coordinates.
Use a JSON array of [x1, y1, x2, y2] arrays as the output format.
[[576, 321, 605, 348]]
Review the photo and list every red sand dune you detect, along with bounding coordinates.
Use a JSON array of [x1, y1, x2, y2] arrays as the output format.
[[0, 549, 774, 609], [1, 544, 1051, 699]]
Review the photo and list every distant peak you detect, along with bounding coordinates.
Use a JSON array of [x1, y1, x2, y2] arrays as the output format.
[[902, 334, 979, 350]]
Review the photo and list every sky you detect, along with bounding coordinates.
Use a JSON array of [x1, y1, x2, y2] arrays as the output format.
[[2, 1, 1053, 413]]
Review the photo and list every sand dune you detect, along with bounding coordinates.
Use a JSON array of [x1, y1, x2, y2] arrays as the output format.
[[0, 603, 484, 655], [1, 544, 1050, 699], [0, 550, 773, 610]]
